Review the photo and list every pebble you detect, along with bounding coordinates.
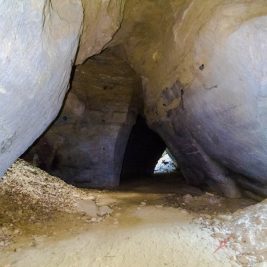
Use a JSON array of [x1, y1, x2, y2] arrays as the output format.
[[30, 240, 37, 247], [255, 262, 267, 267], [13, 229, 20, 235], [97, 206, 113, 217], [205, 192, 215, 197], [238, 255, 249, 265], [183, 194, 193, 203], [211, 219, 220, 225], [217, 214, 232, 221], [180, 209, 188, 215], [204, 215, 211, 220], [212, 232, 225, 239]]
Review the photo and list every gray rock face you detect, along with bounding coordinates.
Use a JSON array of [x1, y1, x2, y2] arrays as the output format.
[[0, 0, 83, 176], [24, 50, 141, 188], [76, 0, 126, 64], [2, 0, 267, 197], [156, 14, 267, 197], [183, 16, 267, 189], [111, 0, 267, 196]]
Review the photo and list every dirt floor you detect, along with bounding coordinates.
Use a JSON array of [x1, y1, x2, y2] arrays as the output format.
[[0, 160, 266, 267]]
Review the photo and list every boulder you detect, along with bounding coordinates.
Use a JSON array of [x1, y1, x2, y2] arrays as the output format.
[[0, 0, 83, 177]]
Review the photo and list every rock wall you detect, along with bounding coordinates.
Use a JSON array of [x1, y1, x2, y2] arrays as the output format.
[[0, 0, 128, 179], [76, 0, 126, 64], [24, 50, 141, 188], [111, 0, 267, 196], [0, 0, 83, 177], [2, 0, 267, 197]]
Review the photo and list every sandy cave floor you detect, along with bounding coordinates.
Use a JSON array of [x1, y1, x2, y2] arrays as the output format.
[[0, 160, 266, 267]]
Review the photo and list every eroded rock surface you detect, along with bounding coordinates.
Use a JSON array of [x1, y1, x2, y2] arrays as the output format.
[[110, 0, 267, 196], [1, 0, 267, 197], [24, 50, 141, 187], [76, 0, 126, 64], [0, 0, 83, 177]]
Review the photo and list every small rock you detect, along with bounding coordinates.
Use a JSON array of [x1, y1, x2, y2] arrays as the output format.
[[30, 240, 37, 247], [113, 220, 119, 225], [13, 229, 20, 235], [211, 219, 220, 225], [205, 192, 215, 197], [77, 199, 98, 217], [180, 209, 188, 215], [217, 214, 232, 221], [183, 194, 193, 203], [97, 206, 113, 217], [96, 217, 103, 223], [255, 262, 267, 267], [212, 232, 225, 239], [238, 255, 249, 265]]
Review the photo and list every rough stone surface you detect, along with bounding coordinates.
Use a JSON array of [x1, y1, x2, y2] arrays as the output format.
[[2, 0, 267, 197], [211, 199, 267, 266], [0, 0, 83, 177], [76, 0, 126, 64], [111, 0, 267, 196], [24, 50, 141, 188]]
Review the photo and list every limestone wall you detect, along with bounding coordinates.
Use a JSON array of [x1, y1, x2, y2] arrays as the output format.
[[0, 0, 83, 177], [111, 0, 267, 196]]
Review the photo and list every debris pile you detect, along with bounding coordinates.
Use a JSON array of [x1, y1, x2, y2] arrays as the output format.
[[221, 200, 267, 266], [0, 160, 113, 249]]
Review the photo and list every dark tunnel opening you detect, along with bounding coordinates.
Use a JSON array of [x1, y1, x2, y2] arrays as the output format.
[[120, 116, 177, 183]]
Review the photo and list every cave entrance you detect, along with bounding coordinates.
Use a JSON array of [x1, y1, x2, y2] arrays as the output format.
[[22, 48, 180, 190], [120, 116, 174, 182], [154, 150, 177, 175]]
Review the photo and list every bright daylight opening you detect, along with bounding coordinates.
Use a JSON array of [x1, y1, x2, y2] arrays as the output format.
[[154, 150, 177, 174]]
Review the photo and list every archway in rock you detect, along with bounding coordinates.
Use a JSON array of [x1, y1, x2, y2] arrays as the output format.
[[22, 49, 181, 190], [22, 49, 143, 188], [120, 116, 166, 181]]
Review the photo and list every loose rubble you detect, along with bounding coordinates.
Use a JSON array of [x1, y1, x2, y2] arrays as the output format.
[[0, 160, 113, 249], [180, 192, 267, 267], [0, 160, 266, 267], [219, 200, 267, 266]]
